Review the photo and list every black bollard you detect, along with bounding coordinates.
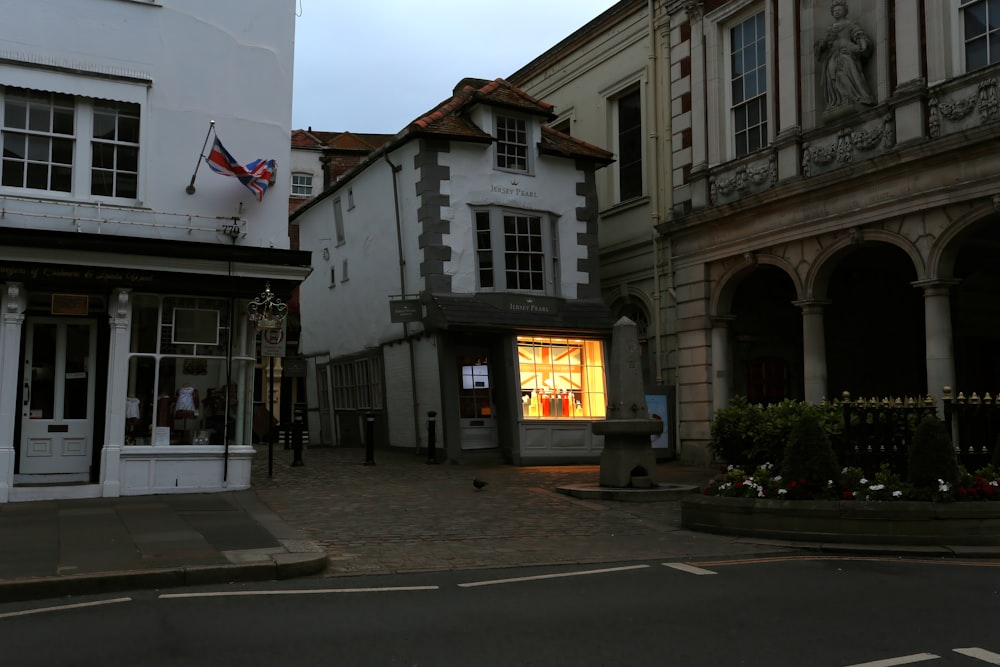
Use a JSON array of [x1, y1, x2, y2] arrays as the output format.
[[364, 413, 376, 465], [426, 410, 438, 464], [290, 422, 304, 467]]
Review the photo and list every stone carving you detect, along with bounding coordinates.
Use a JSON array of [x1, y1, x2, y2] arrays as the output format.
[[928, 77, 999, 138], [710, 152, 777, 204], [815, 0, 875, 110], [801, 115, 895, 176]]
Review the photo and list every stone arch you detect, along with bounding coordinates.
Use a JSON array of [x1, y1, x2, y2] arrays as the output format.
[[710, 253, 803, 317], [806, 229, 925, 301], [929, 200, 999, 280]]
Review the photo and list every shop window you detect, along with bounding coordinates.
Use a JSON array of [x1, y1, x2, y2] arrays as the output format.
[[458, 355, 492, 419], [125, 295, 255, 446], [517, 335, 606, 419]]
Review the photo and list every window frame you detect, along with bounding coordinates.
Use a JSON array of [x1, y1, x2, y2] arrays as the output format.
[[960, 0, 1000, 72], [472, 206, 557, 295], [291, 172, 313, 197], [613, 87, 643, 202], [1, 84, 143, 202], [494, 112, 533, 174], [333, 196, 345, 245], [725, 9, 769, 159]]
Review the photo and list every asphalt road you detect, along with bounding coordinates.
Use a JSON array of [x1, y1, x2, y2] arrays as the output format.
[[2, 556, 999, 666]]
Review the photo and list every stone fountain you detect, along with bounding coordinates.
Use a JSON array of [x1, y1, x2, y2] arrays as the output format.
[[592, 316, 662, 488]]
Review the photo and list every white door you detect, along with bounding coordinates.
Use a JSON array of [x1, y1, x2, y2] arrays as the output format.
[[457, 351, 497, 450], [19, 318, 97, 479]]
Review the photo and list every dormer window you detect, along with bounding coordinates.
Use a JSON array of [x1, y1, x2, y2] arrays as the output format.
[[495, 114, 530, 173]]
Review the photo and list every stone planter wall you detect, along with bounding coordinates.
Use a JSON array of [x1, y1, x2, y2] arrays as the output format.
[[681, 495, 1000, 546]]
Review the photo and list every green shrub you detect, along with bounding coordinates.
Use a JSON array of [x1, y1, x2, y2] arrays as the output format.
[[780, 410, 840, 498], [906, 415, 959, 490], [709, 396, 761, 466]]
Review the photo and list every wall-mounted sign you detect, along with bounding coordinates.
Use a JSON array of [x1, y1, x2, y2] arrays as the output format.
[[51, 294, 89, 316], [260, 321, 287, 358], [390, 299, 423, 323]]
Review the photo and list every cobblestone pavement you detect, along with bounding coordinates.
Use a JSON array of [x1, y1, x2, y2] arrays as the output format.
[[251, 446, 797, 577]]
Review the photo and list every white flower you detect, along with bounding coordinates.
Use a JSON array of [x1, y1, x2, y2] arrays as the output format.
[[991, 481, 999, 488], [828, 480, 834, 487], [757, 489, 766, 497], [869, 484, 885, 491], [727, 464, 736, 471], [892, 490, 902, 498], [719, 482, 731, 490], [778, 488, 788, 495], [859, 478, 868, 485], [773, 475, 782, 482], [938, 479, 951, 493]]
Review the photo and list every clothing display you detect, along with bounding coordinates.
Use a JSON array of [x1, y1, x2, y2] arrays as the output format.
[[175, 385, 200, 419], [126, 396, 141, 423]]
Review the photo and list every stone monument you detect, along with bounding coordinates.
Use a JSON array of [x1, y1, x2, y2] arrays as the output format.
[[592, 316, 663, 488]]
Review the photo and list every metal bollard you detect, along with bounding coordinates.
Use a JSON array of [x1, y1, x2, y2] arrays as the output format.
[[364, 413, 376, 465], [426, 411, 438, 464], [290, 422, 304, 467]]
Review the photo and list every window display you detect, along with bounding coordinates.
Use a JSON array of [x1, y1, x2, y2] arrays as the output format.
[[516, 335, 606, 419], [125, 294, 255, 445]]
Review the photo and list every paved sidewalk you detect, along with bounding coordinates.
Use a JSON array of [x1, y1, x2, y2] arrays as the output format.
[[251, 446, 795, 577], [6, 444, 987, 603]]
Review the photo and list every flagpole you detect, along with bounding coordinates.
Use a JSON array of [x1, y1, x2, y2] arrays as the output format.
[[186, 120, 216, 195]]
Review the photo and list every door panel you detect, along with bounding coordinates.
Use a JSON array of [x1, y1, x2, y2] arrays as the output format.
[[20, 318, 97, 477], [457, 351, 497, 450]]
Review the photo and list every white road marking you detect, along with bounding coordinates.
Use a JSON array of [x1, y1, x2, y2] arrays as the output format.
[[160, 585, 438, 599], [0, 597, 131, 619], [954, 648, 1000, 664], [844, 654, 939, 667], [662, 562, 718, 575], [458, 564, 650, 588]]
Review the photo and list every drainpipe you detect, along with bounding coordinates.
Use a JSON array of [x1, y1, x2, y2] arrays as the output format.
[[648, 0, 664, 386], [384, 154, 423, 450]]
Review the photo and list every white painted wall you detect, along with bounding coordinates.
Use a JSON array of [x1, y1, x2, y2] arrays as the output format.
[[0, 0, 296, 249]]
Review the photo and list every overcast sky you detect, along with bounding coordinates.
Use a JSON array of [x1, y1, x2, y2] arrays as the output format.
[[291, 0, 620, 134]]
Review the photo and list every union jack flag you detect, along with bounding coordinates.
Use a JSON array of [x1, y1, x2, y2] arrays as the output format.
[[205, 136, 275, 202]]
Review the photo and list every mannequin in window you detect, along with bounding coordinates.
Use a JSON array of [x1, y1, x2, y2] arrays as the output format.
[[126, 395, 141, 444], [175, 383, 200, 419]]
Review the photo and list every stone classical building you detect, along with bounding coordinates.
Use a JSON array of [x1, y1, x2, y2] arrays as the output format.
[[513, 0, 1000, 464], [0, 0, 309, 501], [295, 78, 618, 464]]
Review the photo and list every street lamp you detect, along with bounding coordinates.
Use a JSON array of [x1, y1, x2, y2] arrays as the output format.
[[247, 283, 287, 477]]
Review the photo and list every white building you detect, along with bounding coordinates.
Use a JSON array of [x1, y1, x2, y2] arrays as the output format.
[[295, 78, 619, 464], [0, 0, 310, 502]]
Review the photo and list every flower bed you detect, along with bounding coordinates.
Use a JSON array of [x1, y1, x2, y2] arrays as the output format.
[[680, 494, 1000, 546], [685, 464, 1000, 546]]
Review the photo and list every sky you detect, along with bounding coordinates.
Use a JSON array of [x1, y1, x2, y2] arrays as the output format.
[[291, 0, 621, 134]]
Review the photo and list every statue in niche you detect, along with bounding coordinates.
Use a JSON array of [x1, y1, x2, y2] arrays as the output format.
[[815, 0, 875, 110]]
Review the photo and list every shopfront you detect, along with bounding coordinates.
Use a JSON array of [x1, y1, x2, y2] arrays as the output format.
[[0, 230, 310, 502], [427, 294, 614, 465]]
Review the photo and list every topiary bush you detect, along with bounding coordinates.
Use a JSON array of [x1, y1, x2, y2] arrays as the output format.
[[906, 415, 959, 493], [709, 396, 762, 466], [780, 409, 840, 498]]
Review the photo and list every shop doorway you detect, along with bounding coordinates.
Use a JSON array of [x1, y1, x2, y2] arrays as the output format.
[[18, 318, 98, 481], [457, 350, 497, 450]]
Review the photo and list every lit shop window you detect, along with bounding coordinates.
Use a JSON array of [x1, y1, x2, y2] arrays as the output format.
[[517, 335, 606, 419]]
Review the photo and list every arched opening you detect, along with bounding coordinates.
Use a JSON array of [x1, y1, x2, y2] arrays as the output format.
[[730, 266, 801, 403], [951, 219, 1000, 393], [824, 245, 923, 398]]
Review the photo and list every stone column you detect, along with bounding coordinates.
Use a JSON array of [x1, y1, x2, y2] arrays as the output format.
[[710, 316, 735, 416], [795, 300, 830, 405], [101, 288, 132, 497], [0, 283, 26, 502], [914, 279, 958, 402], [892, 0, 926, 143], [593, 317, 662, 487], [774, 0, 802, 179]]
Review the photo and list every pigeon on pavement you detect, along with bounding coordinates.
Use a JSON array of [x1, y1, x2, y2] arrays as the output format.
[[473, 478, 488, 490]]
